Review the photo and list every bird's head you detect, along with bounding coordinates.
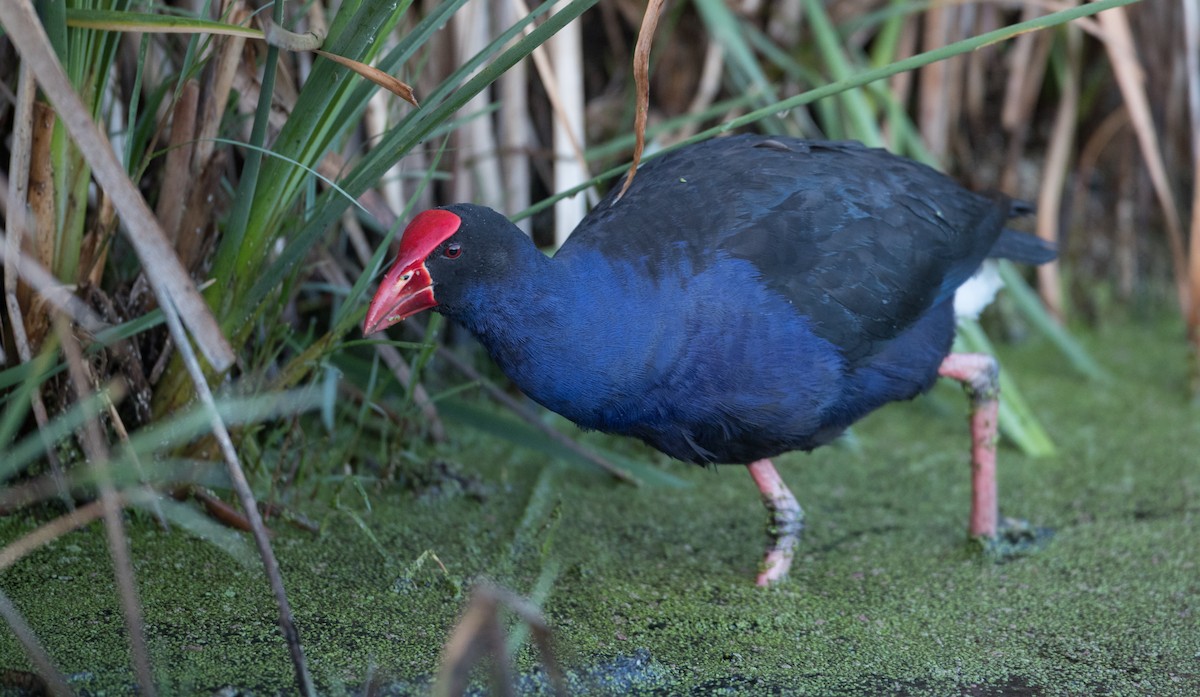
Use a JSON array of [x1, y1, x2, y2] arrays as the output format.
[[362, 204, 520, 335]]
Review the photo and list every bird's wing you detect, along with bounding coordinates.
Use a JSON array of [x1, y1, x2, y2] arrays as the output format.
[[561, 136, 1014, 364]]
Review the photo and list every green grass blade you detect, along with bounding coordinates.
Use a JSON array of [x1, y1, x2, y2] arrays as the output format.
[[232, 0, 409, 273], [802, 0, 883, 146], [0, 341, 60, 460], [692, 0, 792, 135], [208, 0, 287, 313], [64, 8, 262, 38]]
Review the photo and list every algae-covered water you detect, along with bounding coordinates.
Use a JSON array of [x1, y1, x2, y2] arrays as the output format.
[[1, 319, 1197, 695]]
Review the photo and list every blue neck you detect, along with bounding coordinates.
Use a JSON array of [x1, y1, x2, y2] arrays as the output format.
[[443, 243, 667, 430]]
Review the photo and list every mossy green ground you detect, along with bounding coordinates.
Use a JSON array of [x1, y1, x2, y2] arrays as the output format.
[[1, 318, 1198, 695]]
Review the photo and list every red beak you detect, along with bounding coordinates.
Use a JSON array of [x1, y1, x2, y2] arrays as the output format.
[[362, 261, 436, 335], [362, 209, 462, 336]]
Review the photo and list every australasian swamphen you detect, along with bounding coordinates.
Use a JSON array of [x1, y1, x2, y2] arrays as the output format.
[[364, 135, 1055, 586]]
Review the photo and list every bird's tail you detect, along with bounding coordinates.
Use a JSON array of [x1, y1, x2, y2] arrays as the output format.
[[1007, 197, 1036, 219], [982, 194, 1055, 265], [989, 228, 1057, 265]]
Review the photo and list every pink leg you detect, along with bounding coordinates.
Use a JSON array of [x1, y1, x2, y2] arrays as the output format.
[[746, 459, 804, 586], [938, 353, 1000, 539]]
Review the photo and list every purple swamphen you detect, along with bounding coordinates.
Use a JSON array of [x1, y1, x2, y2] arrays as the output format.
[[363, 135, 1054, 586]]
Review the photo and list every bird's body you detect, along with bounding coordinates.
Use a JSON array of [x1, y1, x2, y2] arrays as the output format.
[[365, 134, 1054, 585]]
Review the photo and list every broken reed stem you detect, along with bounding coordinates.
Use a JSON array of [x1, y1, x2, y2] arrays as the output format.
[[4, 63, 71, 504], [615, 0, 666, 202], [1096, 6, 1190, 314], [1034, 22, 1081, 321], [53, 317, 157, 697], [0, 230, 111, 335], [156, 293, 316, 697], [0, 493, 135, 572], [435, 583, 565, 697]]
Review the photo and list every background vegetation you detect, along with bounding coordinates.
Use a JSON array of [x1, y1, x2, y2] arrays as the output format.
[[0, 0, 1195, 694]]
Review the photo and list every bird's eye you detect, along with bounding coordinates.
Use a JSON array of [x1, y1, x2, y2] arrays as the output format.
[[443, 243, 462, 259]]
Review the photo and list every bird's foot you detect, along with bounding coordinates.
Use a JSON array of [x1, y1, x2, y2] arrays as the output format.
[[973, 516, 1054, 561], [747, 459, 805, 586]]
